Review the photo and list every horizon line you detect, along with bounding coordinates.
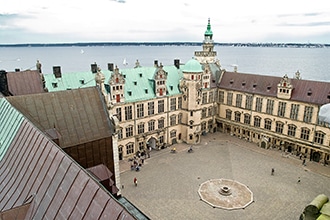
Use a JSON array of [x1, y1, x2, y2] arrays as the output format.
[[1, 42, 329, 48]]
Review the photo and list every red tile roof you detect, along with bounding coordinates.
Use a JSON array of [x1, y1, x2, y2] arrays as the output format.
[[219, 71, 330, 105]]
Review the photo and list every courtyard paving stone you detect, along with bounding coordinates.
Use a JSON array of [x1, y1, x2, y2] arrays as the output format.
[[120, 133, 330, 220]]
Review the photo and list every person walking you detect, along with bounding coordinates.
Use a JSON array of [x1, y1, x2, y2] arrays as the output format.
[[297, 177, 301, 183], [134, 177, 138, 186], [271, 168, 275, 175]]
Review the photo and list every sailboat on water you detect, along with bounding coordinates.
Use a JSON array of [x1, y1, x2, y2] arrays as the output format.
[[123, 58, 128, 66]]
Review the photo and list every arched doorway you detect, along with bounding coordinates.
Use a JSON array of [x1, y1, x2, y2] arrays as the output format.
[[260, 141, 267, 149], [287, 145, 293, 153], [312, 151, 321, 162], [147, 137, 157, 150]]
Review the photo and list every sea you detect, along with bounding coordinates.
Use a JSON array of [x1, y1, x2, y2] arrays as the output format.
[[1, 45, 330, 82]]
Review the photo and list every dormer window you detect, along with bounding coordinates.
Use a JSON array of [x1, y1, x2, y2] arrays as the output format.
[[253, 84, 257, 88], [80, 79, 85, 84], [133, 81, 137, 85], [230, 79, 234, 84], [170, 86, 173, 91], [116, 77, 119, 83], [139, 73, 142, 78], [327, 93, 330, 99], [52, 82, 58, 88], [128, 91, 132, 96], [242, 82, 246, 86], [307, 89, 312, 96], [145, 89, 148, 94]]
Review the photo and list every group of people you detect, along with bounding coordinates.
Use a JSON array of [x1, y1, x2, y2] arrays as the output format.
[[130, 150, 148, 171]]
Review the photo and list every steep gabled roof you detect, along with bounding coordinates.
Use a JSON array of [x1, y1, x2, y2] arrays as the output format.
[[6, 87, 112, 148], [0, 98, 136, 220], [7, 70, 46, 95], [219, 71, 330, 105]]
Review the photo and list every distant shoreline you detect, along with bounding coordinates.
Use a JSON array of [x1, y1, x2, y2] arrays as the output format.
[[0, 42, 329, 48]]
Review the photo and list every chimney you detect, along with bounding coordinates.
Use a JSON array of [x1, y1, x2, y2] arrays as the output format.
[[154, 60, 158, 67], [91, 63, 98, 73], [0, 70, 9, 96], [53, 66, 62, 78], [174, 59, 180, 69], [108, 63, 114, 71]]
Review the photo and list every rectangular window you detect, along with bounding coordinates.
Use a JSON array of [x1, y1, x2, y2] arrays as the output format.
[[202, 108, 207, 118], [170, 115, 176, 126], [137, 103, 144, 118], [236, 94, 242, 108], [148, 101, 154, 115], [264, 119, 272, 130], [300, 127, 310, 140], [287, 124, 296, 137], [275, 122, 284, 133], [178, 97, 182, 109], [178, 114, 182, 124], [137, 123, 144, 134], [234, 112, 241, 122], [254, 117, 261, 127], [219, 91, 224, 103], [170, 98, 176, 111], [266, 99, 274, 115], [158, 118, 164, 129], [125, 106, 132, 120], [303, 106, 313, 123], [255, 97, 263, 112], [290, 104, 299, 120], [126, 143, 134, 155], [202, 92, 207, 104], [245, 95, 253, 110], [209, 91, 214, 103], [126, 126, 133, 137], [138, 142, 144, 151], [227, 92, 233, 106], [158, 100, 164, 113], [148, 121, 155, 132], [244, 114, 251, 124], [278, 101, 286, 117], [314, 131, 324, 145], [226, 109, 232, 120], [159, 136, 164, 144], [116, 108, 122, 122]]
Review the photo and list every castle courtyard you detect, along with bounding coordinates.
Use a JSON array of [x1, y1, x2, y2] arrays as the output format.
[[120, 132, 330, 220]]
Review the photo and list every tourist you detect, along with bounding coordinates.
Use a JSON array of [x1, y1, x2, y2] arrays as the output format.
[[134, 177, 138, 186], [271, 168, 275, 175]]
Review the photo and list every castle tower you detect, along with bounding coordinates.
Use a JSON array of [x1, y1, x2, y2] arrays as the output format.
[[195, 18, 217, 64], [179, 58, 203, 144]]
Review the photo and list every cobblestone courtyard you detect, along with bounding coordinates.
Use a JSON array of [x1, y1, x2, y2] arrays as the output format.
[[120, 133, 330, 220]]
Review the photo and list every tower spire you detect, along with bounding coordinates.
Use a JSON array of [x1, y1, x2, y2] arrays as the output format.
[[204, 18, 213, 39]]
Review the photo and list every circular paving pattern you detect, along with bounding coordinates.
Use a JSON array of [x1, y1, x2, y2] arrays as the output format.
[[198, 179, 254, 210]]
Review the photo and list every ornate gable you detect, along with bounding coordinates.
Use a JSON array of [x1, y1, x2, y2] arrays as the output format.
[[277, 74, 293, 99]]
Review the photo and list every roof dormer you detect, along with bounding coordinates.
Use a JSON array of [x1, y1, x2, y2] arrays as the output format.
[[277, 74, 293, 99]]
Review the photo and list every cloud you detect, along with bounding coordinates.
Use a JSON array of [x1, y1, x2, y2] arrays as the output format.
[[1, 0, 330, 43]]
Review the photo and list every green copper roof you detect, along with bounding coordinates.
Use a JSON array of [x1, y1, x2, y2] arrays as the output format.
[[105, 65, 183, 102], [43, 71, 96, 92], [0, 98, 24, 161], [182, 59, 203, 73], [204, 18, 213, 37], [43, 64, 183, 103]]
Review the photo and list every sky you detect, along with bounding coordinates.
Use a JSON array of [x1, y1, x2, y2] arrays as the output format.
[[1, 0, 330, 44]]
